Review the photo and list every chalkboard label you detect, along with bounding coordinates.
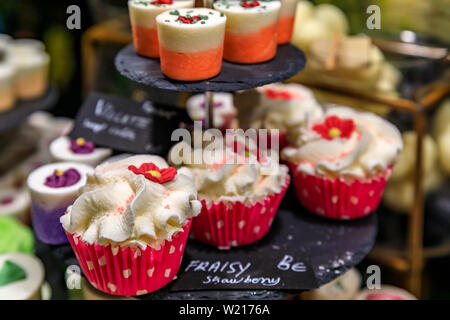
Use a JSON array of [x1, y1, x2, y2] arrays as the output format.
[[69, 92, 191, 155], [171, 249, 317, 291]]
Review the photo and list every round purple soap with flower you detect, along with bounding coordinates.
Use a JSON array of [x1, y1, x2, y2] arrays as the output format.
[[49, 136, 112, 167], [27, 162, 93, 244]]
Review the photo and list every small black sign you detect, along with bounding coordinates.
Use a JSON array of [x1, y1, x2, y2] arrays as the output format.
[[69, 92, 191, 155], [171, 250, 317, 291]]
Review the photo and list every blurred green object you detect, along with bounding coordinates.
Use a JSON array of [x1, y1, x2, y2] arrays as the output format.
[[0, 216, 34, 255], [315, 0, 450, 44]]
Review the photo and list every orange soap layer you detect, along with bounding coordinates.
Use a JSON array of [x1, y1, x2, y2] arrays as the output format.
[[223, 23, 277, 64], [277, 16, 295, 44], [132, 25, 159, 58], [159, 45, 223, 81]]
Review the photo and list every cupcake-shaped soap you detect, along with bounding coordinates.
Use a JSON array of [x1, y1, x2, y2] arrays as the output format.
[[356, 285, 417, 300], [61, 155, 201, 296], [236, 83, 323, 149], [0, 253, 44, 300], [0, 188, 30, 223], [169, 135, 290, 249], [186, 92, 236, 130], [0, 216, 34, 254], [156, 7, 226, 81], [214, 0, 281, 63], [50, 136, 113, 167], [0, 62, 16, 112], [128, 0, 195, 58], [282, 106, 402, 220], [27, 162, 93, 245], [278, 0, 299, 44]]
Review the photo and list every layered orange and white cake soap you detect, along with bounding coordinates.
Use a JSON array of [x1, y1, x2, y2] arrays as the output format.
[[214, 0, 281, 64], [128, 0, 194, 58], [156, 8, 226, 81], [278, 0, 298, 44]]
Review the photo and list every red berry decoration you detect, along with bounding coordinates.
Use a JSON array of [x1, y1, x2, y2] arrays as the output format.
[[128, 163, 177, 184], [264, 88, 293, 100], [241, 0, 260, 8], [151, 0, 173, 4], [176, 15, 202, 24]]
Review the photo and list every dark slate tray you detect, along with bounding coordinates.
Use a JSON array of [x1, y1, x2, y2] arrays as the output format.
[[38, 184, 377, 300], [114, 44, 306, 93], [0, 85, 59, 132]]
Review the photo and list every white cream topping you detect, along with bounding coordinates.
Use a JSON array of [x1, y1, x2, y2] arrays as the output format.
[[60, 155, 201, 249], [156, 8, 226, 53], [186, 92, 236, 128], [168, 137, 289, 204], [281, 106, 403, 180], [251, 83, 324, 132], [49, 136, 113, 167], [128, 0, 194, 28], [0, 253, 44, 300], [214, 0, 280, 34], [27, 162, 93, 210]]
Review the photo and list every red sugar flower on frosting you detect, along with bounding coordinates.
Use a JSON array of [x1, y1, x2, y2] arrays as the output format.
[[128, 163, 177, 184], [312, 116, 355, 140], [264, 88, 293, 100]]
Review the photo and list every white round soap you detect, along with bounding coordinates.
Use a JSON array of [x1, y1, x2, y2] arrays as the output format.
[[49, 136, 112, 167], [0, 253, 45, 300]]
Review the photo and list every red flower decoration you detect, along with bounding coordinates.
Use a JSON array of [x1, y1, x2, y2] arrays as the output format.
[[312, 116, 355, 140], [128, 163, 177, 184], [264, 88, 293, 100], [151, 0, 172, 4], [241, 0, 260, 8]]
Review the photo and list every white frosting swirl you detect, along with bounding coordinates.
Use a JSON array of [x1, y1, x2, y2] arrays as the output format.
[[281, 106, 403, 179], [60, 155, 201, 249], [168, 136, 289, 204], [251, 83, 324, 132]]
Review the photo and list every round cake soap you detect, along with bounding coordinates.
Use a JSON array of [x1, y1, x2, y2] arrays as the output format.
[[0, 253, 45, 300], [0, 188, 30, 223], [277, 0, 299, 44], [128, 0, 195, 58], [0, 62, 16, 112], [27, 162, 93, 245], [214, 0, 281, 64], [156, 7, 226, 81], [169, 135, 290, 249], [300, 268, 361, 300], [60, 155, 201, 296], [49, 136, 113, 167], [186, 92, 236, 130], [0, 216, 34, 254], [10, 47, 49, 99], [282, 106, 402, 220], [356, 285, 417, 300]]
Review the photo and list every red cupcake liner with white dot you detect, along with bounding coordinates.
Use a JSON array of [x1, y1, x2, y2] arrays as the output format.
[[190, 176, 290, 249], [288, 162, 391, 220], [66, 219, 192, 296]]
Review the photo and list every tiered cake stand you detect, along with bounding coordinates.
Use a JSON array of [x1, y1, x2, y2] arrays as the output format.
[[37, 45, 377, 300]]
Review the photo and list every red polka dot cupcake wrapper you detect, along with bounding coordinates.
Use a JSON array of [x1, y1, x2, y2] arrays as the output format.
[[288, 162, 391, 220], [66, 219, 192, 296], [190, 176, 290, 249]]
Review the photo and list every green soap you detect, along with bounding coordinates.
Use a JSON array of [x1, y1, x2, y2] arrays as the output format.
[[0, 260, 27, 287], [0, 216, 34, 254]]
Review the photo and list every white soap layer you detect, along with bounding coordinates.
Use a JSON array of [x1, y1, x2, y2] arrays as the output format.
[[27, 162, 93, 210], [214, 0, 280, 34], [50, 136, 112, 167], [157, 8, 226, 53], [128, 0, 195, 28]]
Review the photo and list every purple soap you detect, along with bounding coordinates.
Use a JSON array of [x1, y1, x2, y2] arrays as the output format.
[[27, 162, 94, 245]]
